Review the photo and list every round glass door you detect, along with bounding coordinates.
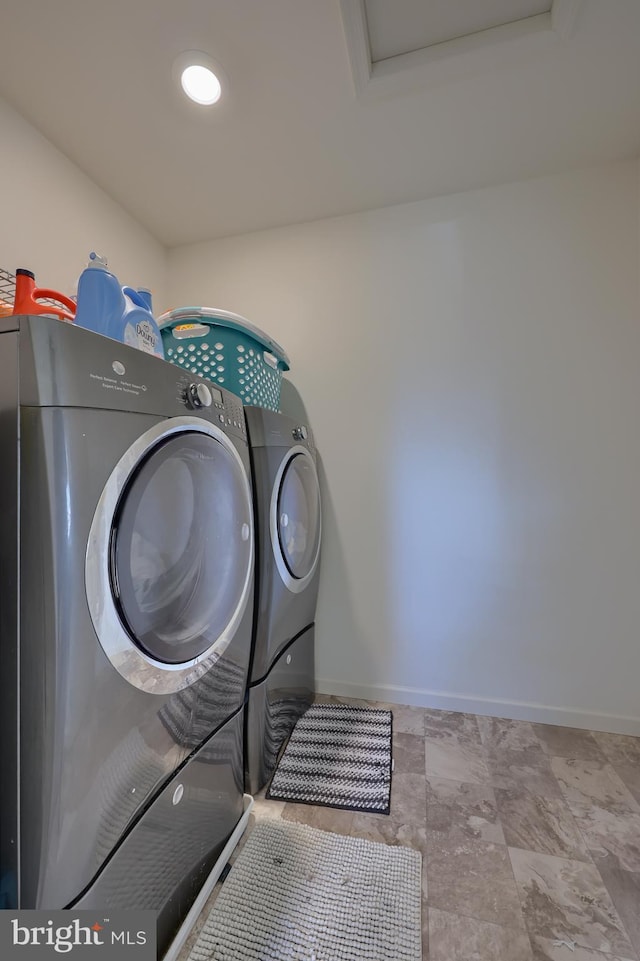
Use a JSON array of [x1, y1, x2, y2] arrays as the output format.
[[273, 450, 321, 590], [86, 416, 254, 694], [111, 432, 251, 664]]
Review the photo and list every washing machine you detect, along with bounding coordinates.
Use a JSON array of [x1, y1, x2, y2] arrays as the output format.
[[244, 406, 321, 795], [0, 315, 254, 954]]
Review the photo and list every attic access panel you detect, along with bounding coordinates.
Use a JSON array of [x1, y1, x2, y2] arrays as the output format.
[[340, 0, 584, 97], [365, 0, 552, 63]]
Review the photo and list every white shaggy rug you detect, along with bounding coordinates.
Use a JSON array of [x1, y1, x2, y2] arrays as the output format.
[[187, 819, 422, 961]]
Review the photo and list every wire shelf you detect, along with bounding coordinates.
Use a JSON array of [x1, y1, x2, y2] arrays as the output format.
[[0, 268, 15, 315]]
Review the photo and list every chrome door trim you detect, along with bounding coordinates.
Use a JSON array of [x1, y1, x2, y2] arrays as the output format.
[[269, 446, 321, 594], [86, 416, 254, 694]]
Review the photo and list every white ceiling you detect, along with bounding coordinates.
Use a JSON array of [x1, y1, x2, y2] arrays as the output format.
[[0, 0, 638, 248]]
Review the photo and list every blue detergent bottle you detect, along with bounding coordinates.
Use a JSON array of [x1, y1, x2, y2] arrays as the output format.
[[75, 253, 164, 359]]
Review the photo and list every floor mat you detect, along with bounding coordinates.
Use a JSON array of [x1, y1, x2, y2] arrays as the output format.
[[266, 703, 393, 812], [187, 819, 422, 961]]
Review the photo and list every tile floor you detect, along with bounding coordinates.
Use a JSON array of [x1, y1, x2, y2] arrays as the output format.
[[178, 697, 640, 961]]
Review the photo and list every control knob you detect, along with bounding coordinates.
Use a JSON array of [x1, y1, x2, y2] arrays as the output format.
[[187, 383, 213, 408]]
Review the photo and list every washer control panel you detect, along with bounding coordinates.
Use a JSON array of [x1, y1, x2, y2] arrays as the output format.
[[175, 373, 246, 436], [186, 382, 213, 408]]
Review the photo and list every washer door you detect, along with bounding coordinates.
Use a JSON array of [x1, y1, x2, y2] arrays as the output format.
[[86, 417, 253, 694], [270, 446, 321, 593]]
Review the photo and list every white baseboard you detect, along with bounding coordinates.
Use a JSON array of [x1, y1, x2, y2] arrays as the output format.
[[315, 679, 640, 736]]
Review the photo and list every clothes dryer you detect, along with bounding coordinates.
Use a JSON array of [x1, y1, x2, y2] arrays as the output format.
[[244, 407, 321, 794], [0, 316, 254, 954]]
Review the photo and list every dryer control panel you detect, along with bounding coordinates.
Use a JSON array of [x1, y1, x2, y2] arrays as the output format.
[[244, 406, 315, 455]]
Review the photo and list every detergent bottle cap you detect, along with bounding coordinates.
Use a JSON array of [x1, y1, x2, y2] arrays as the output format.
[[16, 268, 35, 279], [87, 252, 109, 269]]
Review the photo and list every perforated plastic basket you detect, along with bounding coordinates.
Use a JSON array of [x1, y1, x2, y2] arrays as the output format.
[[158, 307, 290, 411]]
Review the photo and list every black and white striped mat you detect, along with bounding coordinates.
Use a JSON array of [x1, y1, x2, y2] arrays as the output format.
[[266, 703, 392, 813]]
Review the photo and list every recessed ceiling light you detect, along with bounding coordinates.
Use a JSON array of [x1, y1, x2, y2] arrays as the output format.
[[174, 52, 225, 107], [181, 64, 221, 105]]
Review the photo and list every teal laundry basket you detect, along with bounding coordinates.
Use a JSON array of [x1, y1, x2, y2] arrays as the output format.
[[158, 307, 290, 411]]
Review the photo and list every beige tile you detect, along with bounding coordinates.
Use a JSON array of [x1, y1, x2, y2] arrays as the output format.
[[388, 771, 428, 823], [551, 757, 640, 817], [591, 732, 640, 765], [477, 715, 544, 753], [393, 731, 427, 775], [593, 732, 640, 807], [615, 764, 640, 809], [281, 801, 355, 835], [530, 936, 636, 961], [388, 703, 426, 736], [426, 832, 526, 929], [612, 761, 640, 804], [424, 709, 490, 783], [426, 776, 504, 843], [593, 850, 640, 958], [552, 757, 640, 873], [509, 847, 635, 957], [425, 709, 482, 744], [251, 797, 286, 820], [495, 788, 591, 861], [485, 747, 564, 797], [532, 724, 607, 762], [426, 737, 490, 783], [350, 812, 426, 852], [429, 907, 533, 961]]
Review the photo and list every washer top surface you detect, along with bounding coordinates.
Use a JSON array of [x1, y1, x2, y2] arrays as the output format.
[[5, 314, 247, 441]]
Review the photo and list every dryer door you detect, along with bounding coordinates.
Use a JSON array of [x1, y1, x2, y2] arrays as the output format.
[[86, 416, 253, 694], [270, 446, 321, 593]]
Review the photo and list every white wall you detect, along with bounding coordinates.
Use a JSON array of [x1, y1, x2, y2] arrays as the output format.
[[168, 160, 640, 735], [0, 96, 167, 307]]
